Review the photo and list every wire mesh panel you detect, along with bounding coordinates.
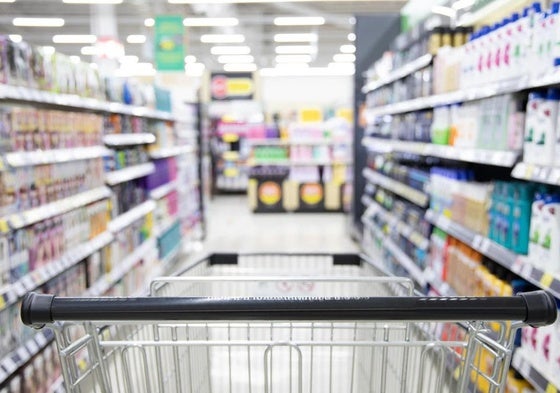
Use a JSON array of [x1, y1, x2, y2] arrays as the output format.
[[24, 253, 551, 393]]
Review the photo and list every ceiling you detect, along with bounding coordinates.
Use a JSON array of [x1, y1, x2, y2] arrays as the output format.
[[0, 0, 407, 74]]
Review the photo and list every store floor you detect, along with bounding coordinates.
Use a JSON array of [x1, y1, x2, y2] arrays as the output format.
[[187, 195, 358, 263]]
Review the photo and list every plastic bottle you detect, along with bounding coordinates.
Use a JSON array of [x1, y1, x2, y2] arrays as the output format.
[[524, 91, 546, 164], [529, 189, 547, 266], [528, 2, 544, 75], [501, 17, 515, 79], [535, 88, 560, 166], [546, 3, 560, 73], [539, 194, 560, 271]]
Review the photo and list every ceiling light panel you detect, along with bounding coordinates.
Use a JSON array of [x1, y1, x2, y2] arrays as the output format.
[[340, 45, 356, 54], [348, 33, 356, 42], [13, 17, 65, 27], [275, 45, 315, 54], [274, 33, 317, 43], [81, 46, 99, 55], [144, 18, 155, 27], [8, 35, 22, 43], [201, 34, 245, 43], [333, 53, 355, 62], [63, 0, 122, 3], [223, 63, 257, 72], [210, 45, 250, 55], [183, 17, 238, 26], [184, 55, 197, 63], [217, 55, 254, 64], [275, 54, 312, 63], [127, 35, 146, 44], [274, 17, 325, 26], [53, 35, 96, 44]]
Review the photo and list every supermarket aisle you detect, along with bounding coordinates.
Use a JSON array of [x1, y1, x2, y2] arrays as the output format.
[[198, 195, 358, 255]]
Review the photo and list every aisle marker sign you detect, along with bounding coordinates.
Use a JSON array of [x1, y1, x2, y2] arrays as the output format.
[[155, 15, 184, 71]]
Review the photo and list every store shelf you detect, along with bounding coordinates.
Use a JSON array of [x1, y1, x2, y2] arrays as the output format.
[[153, 217, 180, 239], [362, 54, 433, 94], [108, 200, 156, 233], [363, 167, 429, 207], [0, 84, 175, 121], [160, 241, 182, 271], [512, 348, 560, 393], [149, 145, 195, 159], [367, 198, 430, 250], [0, 186, 111, 232], [149, 180, 178, 200], [0, 329, 55, 386], [248, 138, 352, 146], [425, 210, 560, 299], [103, 133, 156, 147], [364, 69, 560, 118], [362, 217, 427, 286], [424, 268, 457, 297], [362, 137, 520, 168], [105, 162, 155, 186], [2, 146, 111, 168], [249, 159, 353, 167], [511, 162, 560, 186], [0, 231, 113, 313], [457, 0, 528, 27], [86, 237, 157, 296]]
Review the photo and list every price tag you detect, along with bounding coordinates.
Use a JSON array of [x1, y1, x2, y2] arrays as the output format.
[[480, 238, 491, 254], [541, 273, 555, 288], [546, 384, 559, 393], [26, 339, 38, 355], [35, 332, 47, 347], [526, 164, 535, 178], [472, 235, 483, 250], [511, 258, 524, 274], [22, 275, 35, 290], [521, 359, 531, 377], [0, 294, 5, 310], [0, 369, 7, 383], [17, 347, 29, 362], [521, 263, 533, 279], [9, 215, 24, 229], [2, 357, 17, 373], [0, 219, 10, 233], [437, 217, 450, 232], [14, 282, 26, 296]]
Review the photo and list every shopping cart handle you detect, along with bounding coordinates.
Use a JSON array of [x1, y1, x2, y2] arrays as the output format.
[[21, 290, 557, 328]]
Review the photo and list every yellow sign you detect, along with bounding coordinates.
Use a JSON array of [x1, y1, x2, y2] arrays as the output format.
[[299, 108, 323, 123], [224, 168, 240, 178], [227, 78, 253, 95], [301, 183, 323, 205], [258, 181, 282, 205]]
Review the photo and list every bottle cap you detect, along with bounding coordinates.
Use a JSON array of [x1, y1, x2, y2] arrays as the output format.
[[554, 57, 560, 67], [523, 6, 531, 17], [552, 2, 560, 14], [532, 2, 542, 13], [547, 88, 560, 100], [511, 12, 520, 22]]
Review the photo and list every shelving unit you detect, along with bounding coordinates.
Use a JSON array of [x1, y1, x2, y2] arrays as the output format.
[[108, 200, 156, 233], [425, 210, 560, 299], [362, 54, 433, 94], [248, 139, 352, 146], [363, 137, 520, 168], [512, 349, 560, 393], [103, 133, 156, 147], [362, 167, 429, 207], [512, 162, 560, 186], [149, 145, 195, 159], [105, 163, 156, 186], [150, 180, 178, 200], [3, 146, 111, 168], [249, 159, 353, 167]]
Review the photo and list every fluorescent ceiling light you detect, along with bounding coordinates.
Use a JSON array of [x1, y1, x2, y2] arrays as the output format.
[[340, 44, 356, 54], [276, 63, 309, 69], [0, 0, 15, 3], [115, 62, 155, 77], [223, 63, 257, 72], [333, 53, 355, 62], [329, 62, 355, 69], [119, 55, 139, 64], [127, 35, 146, 44], [275, 54, 312, 63], [41, 46, 56, 55], [184, 55, 197, 63], [348, 33, 356, 42], [63, 0, 122, 3], [90, 63, 98, 69], [53, 35, 96, 44], [70, 56, 81, 63], [13, 17, 65, 27], [275, 45, 314, 54], [274, 16, 325, 26], [452, 0, 475, 10], [274, 33, 317, 43], [201, 34, 244, 44], [183, 17, 238, 26], [260, 67, 354, 77], [432, 5, 456, 17], [8, 34, 22, 43], [218, 55, 254, 64], [144, 18, 155, 27], [81, 46, 98, 55], [211, 45, 250, 55]]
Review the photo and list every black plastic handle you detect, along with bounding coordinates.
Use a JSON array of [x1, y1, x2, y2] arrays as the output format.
[[21, 290, 557, 328]]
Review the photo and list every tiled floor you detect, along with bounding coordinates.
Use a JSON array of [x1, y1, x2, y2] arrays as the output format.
[[183, 195, 359, 264]]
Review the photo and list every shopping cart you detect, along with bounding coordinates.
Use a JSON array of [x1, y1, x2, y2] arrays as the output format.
[[21, 253, 556, 393]]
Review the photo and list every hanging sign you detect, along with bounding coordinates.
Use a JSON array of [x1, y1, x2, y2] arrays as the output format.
[[155, 15, 184, 71], [210, 72, 254, 101]]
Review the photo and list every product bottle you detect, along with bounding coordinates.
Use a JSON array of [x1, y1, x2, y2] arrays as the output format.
[[524, 91, 546, 164], [540, 194, 560, 271], [537, 88, 560, 166], [529, 189, 547, 266]]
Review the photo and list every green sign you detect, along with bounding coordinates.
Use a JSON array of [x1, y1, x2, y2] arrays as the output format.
[[155, 15, 184, 71]]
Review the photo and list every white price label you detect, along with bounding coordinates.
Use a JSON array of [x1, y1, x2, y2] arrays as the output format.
[[0, 369, 7, 382], [480, 238, 491, 254], [14, 282, 26, 297], [472, 235, 483, 250], [17, 347, 29, 362], [2, 358, 17, 373], [22, 275, 35, 290], [35, 333, 47, 347], [26, 340, 38, 355], [521, 359, 531, 377], [511, 258, 523, 274], [521, 263, 533, 279], [438, 218, 450, 232]]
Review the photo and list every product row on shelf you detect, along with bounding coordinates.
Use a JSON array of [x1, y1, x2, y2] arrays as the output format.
[[358, 2, 560, 391], [0, 86, 203, 390], [247, 115, 353, 213]]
